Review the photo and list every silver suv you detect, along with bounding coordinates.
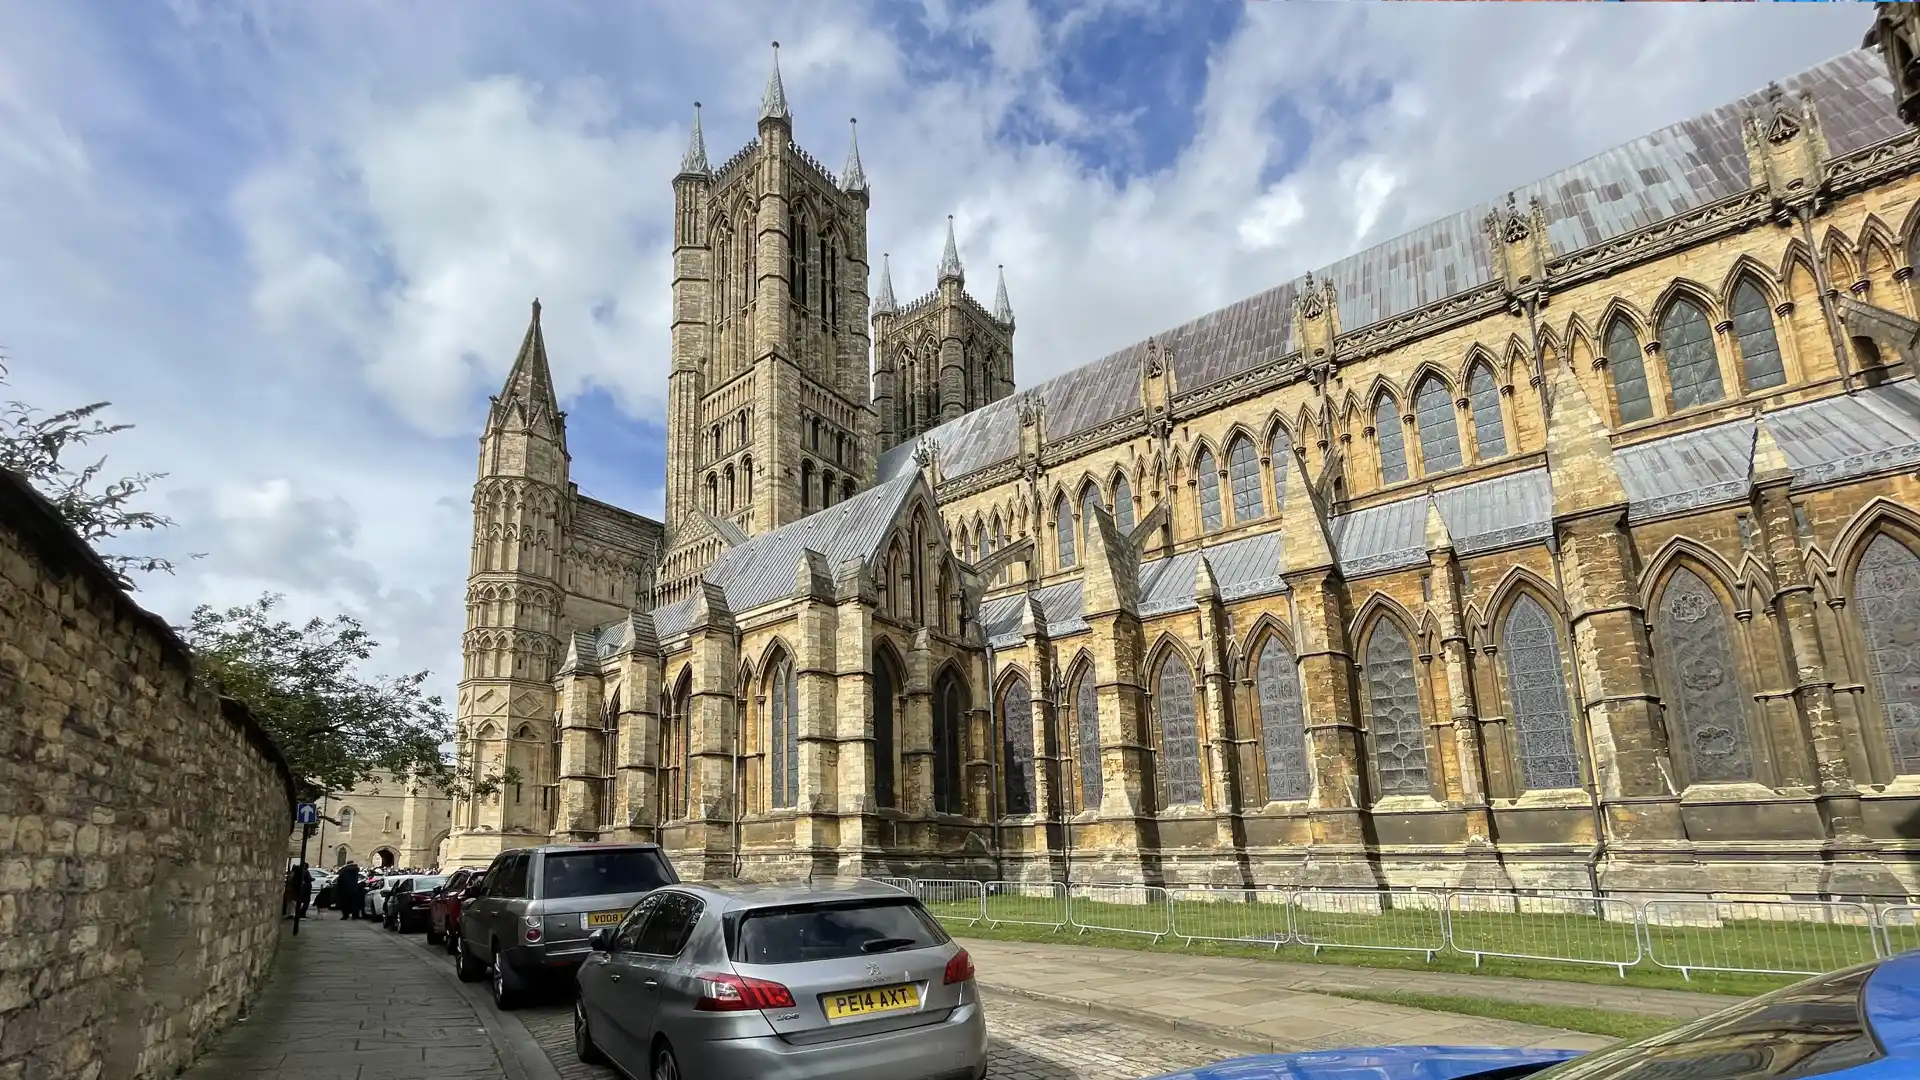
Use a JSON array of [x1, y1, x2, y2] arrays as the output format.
[[455, 843, 677, 1009]]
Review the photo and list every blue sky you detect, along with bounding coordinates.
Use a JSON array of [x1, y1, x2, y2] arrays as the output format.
[[0, 0, 1876, 702]]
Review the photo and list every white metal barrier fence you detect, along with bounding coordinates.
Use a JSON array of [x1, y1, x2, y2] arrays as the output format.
[[889, 878, 1920, 980]]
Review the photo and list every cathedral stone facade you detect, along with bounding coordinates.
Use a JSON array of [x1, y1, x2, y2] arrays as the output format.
[[445, 11, 1920, 898]]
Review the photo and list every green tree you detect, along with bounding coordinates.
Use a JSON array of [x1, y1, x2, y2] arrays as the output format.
[[0, 357, 197, 583], [185, 593, 514, 801]]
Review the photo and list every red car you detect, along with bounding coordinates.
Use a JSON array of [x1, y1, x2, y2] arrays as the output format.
[[429, 867, 481, 950]]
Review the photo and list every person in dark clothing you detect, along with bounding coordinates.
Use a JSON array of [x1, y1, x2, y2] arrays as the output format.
[[293, 862, 314, 918], [336, 863, 364, 920]]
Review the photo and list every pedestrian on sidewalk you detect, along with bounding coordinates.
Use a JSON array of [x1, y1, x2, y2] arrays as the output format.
[[291, 861, 314, 919], [335, 862, 364, 920]]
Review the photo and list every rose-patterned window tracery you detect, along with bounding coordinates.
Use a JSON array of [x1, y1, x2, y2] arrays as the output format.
[[1364, 619, 1429, 796], [1656, 568, 1754, 784], [1855, 534, 1920, 775], [1501, 595, 1581, 791], [1156, 653, 1203, 807], [1256, 637, 1311, 801], [1001, 677, 1036, 816], [1074, 666, 1102, 809]]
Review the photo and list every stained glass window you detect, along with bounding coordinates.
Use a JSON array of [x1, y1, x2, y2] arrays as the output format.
[[1731, 280, 1786, 391], [1468, 364, 1506, 459], [1197, 448, 1223, 531], [1081, 483, 1105, 548], [1228, 435, 1264, 523], [1157, 654, 1203, 806], [1501, 596, 1581, 791], [1415, 376, 1462, 473], [1113, 473, 1135, 532], [1375, 397, 1408, 485], [873, 654, 898, 808], [1656, 568, 1754, 784], [1256, 637, 1311, 801], [933, 673, 966, 815], [1606, 319, 1652, 423], [1055, 493, 1076, 569], [1074, 667, 1102, 809], [1661, 298, 1725, 410], [770, 658, 800, 808], [1002, 678, 1035, 816], [1855, 535, 1920, 775], [1364, 620, 1429, 796], [1269, 427, 1292, 510]]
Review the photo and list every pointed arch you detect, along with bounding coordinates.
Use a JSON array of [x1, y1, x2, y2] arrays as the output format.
[[1844, 519, 1920, 777], [1820, 225, 1862, 287], [1109, 467, 1135, 533], [1502, 335, 1533, 384], [1370, 387, 1408, 485], [1651, 564, 1757, 786], [1225, 431, 1264, 524], [1637, 535, 1744, 602], [1357, 608, 1429, 798], [1484, 565, 1567, 622], [1248, 620, 1311, 802], [1494, 587, 1582, 792], [1063, 648, 1102, 812], [1601, 306, 1653, 423], [1078, 476, 1106, 549], [763, 644, 800, 809], [1150, 646, 1203, 808], [1194, 441, 1224, 532], [1466, 353, 1507, 460], [1411, 368, 1462, 475], [1654, 286, 1724, 410], [1835, 498, 1920, 579], [1726, 268, 1787, 391], [931, 663, 970, 816], [1053, 489, 1077, 568], [1651, 278, 1724, 328], [1455, 344, 1500, 390], [998, 669, 1037, 816]]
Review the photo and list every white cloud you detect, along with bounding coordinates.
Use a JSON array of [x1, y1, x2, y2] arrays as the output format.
[[0, 0, 1879, 711]]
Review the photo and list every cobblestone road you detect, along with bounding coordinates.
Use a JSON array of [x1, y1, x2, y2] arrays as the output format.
[[517, 988, 1239, 1080]]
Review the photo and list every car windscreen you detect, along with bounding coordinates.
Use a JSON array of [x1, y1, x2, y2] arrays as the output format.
[[540, 850, 673, 900], [410, 876, 447, 891], [730, 899, 948, 966], [1524, 963, 1880, 1080]]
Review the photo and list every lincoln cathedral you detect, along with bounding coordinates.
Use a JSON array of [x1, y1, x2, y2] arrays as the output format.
[[441, 9, 1920, 898]]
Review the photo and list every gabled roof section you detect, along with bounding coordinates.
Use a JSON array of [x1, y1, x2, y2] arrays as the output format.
[[909, 49, 1901, 487]]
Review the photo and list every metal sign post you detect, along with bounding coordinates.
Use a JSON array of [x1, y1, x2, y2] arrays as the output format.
[[292, 802, 318, 936]]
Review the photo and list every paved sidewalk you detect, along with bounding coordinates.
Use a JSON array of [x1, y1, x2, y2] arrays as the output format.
[[959, 939, 1727, 1056], [181, 914, 552, 1080]]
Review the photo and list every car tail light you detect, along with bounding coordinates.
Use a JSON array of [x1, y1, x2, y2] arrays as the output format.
[[695, 972, 795, 1011], [943, 948, 975, 985], [523, 917, 542, 943]]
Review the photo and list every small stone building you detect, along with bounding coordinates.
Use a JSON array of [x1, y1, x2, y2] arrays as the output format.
[[292, 770, 452, 869], [441, 11, 1920, 898]]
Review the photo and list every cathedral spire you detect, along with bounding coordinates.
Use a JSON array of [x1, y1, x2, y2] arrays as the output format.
[[872, 252, 897, 316], [680, 101, 709, 175], [992, 264, 1013, 324], [495, 298, 561, 422], [760, 41, 790, 123], [938, 215, 964, 284], [841, 117, 868, 193]]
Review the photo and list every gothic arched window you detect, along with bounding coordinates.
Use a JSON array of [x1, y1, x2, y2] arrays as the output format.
[[791, 215, 810, 306], [1001, 677, 1035, 816], [338, 806, 355, 831], [873, 650, 899, 808], [1196, 447, 1223, 532], [1112, 473, 1135, 533], [799, 460, 814, 513], [665, 675, 691, 821], [1500, 595, 1581, 791], [1414, 375, 1462, 474], [1256, 636, 1311, 802], [1080, 482, 1104, 548], [1660, 297, 1724, 410], [1731, 279, 1786, 391], [1854, 534, 1920, 776], [1468, 363, 1506, 460], [1364, 619, 1429, 796], [1374, 396, 1408, 485], [1156, 652, 1203, 807], [932, 671, 967, 815], [1226, 435, 1263, 524], [1055, 492, 1076, 569], [1655, 568, 1754, 785], [1606, 318, 1653, 423], [1269, 427, 1291, 509], [769, 656, 800, 809], [1073, 664, 1101, 810]]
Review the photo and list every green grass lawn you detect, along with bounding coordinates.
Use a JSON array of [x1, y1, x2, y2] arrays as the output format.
[[930, 892, 1874, 1000], [1309, 988, 1677, 1041]]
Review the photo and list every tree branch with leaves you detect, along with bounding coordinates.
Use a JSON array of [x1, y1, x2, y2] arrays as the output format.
[[185, 593, 517, 802]]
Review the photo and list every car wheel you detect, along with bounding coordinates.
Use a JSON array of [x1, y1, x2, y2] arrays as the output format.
[[651, 1042, 681, 1080], [446, 926, 461, 955], [573, 999, 608, 1065], [490, 944, 520, 1010], [455, 939, 485, 983]]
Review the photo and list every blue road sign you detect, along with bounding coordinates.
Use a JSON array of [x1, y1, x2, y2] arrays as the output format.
[[295, 802, 318, 826]]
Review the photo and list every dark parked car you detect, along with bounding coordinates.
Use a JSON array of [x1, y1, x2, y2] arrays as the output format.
[[384, 874, 447, 932], [428, 868, 479, 948], [456, 843, 677, 1009]]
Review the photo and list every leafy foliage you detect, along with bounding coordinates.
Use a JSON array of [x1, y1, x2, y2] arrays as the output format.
[[0, 357, 200, 583], [185, 593, 516, 801]]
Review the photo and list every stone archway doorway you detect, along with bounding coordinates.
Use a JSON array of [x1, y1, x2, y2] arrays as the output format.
[[373, 848, 397, 869]]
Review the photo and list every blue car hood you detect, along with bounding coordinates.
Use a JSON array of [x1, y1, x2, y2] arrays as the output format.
[[1143, 1045, 1583, 1080]]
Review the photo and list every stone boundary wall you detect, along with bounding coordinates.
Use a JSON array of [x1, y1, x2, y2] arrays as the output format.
[[0, 468, 296, 1080]]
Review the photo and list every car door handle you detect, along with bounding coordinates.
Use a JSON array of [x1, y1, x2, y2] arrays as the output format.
[[644, 979, 659, 988], [608, 973, 622, 982]]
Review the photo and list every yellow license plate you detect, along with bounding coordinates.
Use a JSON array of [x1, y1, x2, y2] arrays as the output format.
[[584, 910, 625, 928], [822, 983, 921, 1020]]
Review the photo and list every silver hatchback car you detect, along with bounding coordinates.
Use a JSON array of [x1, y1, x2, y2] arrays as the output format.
[[573, 879, 988, 1080]]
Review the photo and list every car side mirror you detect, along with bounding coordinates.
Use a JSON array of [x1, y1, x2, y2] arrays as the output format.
[[587, 928, 612, 953]]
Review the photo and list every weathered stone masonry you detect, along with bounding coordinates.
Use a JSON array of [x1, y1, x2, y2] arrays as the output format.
[[0, 469, 296, 1080]]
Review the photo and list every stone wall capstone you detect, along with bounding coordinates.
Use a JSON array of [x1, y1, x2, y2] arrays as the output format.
[[0, 468, 296, 1080]]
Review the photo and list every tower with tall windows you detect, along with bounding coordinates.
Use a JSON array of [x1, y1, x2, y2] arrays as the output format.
[[872, 219, 1017, 453], [656, 44, 880, 607]]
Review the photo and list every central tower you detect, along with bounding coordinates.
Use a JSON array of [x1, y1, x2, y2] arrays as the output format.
[[658, 44, 876, 606]]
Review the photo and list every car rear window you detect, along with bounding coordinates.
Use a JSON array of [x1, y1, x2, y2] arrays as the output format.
[[731, 899, 948, 965], [411, 876, 447, 891], [540, 849, 673, 900]]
